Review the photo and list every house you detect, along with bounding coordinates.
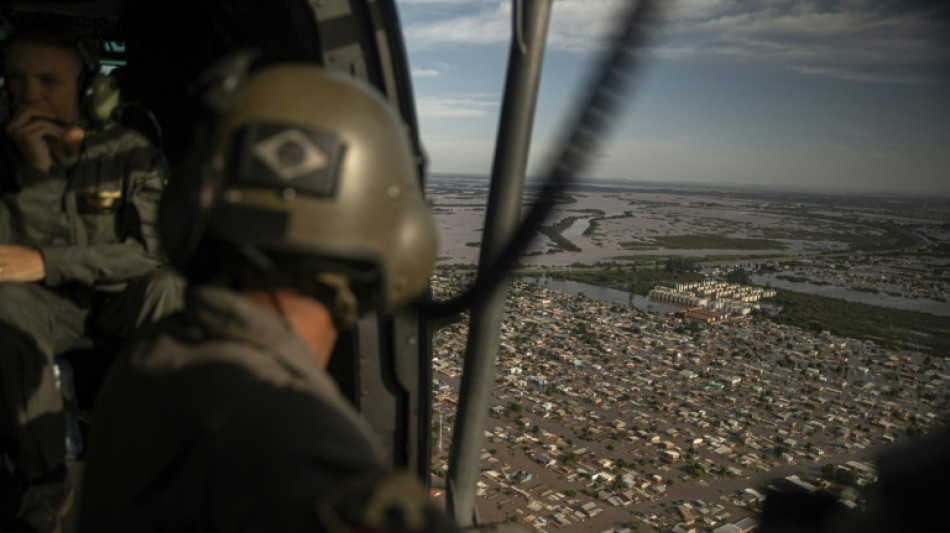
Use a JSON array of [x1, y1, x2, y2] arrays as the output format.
[[782, 475, 816, 493], [734, 516, 759, 533], [671, 524, 698, 533], [580, 502, 602, 517]]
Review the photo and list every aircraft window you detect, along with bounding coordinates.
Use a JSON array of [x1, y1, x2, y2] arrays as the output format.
[[420, 0, 660, 318], [99, 40, 125, 65], [103, 41, 125, 54]]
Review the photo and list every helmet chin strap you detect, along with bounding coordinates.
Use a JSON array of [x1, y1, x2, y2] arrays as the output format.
[[234, 242, 362, 330]]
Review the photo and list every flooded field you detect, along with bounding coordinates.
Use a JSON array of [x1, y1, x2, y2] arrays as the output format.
[[428, 174, 950, 317]]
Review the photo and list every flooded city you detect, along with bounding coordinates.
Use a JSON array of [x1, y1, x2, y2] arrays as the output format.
[[426, 174, 950, 533]]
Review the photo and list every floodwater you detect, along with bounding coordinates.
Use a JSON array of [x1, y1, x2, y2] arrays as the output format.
[[523, 276, 683, 315], [524, 274, 950, 318], [750, 273, 950, 317], [563, 216, 593, 238]]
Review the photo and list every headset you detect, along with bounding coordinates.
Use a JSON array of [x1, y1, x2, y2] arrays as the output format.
[[0, 29, 119, 128], [74, 38, 120, 128]]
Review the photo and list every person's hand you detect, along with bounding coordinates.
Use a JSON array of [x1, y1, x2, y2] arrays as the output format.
[[5, 106, 84, 172], [0, 245, 46, 282]]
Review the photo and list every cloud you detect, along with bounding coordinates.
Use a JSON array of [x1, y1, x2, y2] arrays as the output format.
[[667, 0, 734, 20], [402, 2, 510, 48], [662, 0, 950, 84], [415, 96, 498, 118], [401, 0, 627, 52], [788, 65, 939, 85], [545, 0, 628, 52], [399, 0, 950, 85], [397, 0, 471, 4], [412, 68, 440, 78], [840, 127, 872, 138]]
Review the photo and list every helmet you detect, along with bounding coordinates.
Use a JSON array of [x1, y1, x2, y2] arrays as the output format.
[[160, 62, 437, 314]]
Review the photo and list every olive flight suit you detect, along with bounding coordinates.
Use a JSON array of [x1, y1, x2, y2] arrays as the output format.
[[80, 286, 388, 532], [0, 123, 185, 482]]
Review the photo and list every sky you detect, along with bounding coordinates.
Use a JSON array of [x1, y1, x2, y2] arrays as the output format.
[[395, 0, 950, 196]]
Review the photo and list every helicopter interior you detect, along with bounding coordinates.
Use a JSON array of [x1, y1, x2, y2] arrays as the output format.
[[0, 0, 435, 480], [1, 2, 441, 531], [3, 3, 946, 533]]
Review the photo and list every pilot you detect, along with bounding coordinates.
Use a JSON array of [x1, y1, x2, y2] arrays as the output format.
[[79, 59, 443, 533], [0, 23, 184, 532]]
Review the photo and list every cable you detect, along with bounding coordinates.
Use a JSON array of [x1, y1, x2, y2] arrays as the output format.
[[419, 0, 662, 318], [116, 102, 165, 148]]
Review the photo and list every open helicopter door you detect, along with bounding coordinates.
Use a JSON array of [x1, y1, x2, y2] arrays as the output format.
[[272, 0, 437, 481], [303, 0, 435, 482]]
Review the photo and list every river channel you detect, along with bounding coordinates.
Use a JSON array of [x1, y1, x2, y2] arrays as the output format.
[[523, 276, 683, 315], [523, 274, 950, 318], [750, 273, 950, 317]]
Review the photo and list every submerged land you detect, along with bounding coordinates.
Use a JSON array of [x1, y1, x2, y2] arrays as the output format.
[[425, 174, 950, 533]]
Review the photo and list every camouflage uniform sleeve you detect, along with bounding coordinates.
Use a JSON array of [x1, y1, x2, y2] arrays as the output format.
[[41, 141, 169, 288]]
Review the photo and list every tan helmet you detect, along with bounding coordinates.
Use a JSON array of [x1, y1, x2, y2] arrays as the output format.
[[163, 63, 437, 314]]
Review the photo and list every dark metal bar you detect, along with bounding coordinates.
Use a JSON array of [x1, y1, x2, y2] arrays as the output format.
[[446, 0, 553, 526]]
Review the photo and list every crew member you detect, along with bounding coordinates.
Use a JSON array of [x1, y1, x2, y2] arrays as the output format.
[[0, 24, 184, 532], [80, 58, 442, 533]]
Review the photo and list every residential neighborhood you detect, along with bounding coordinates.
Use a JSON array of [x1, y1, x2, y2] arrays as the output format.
[[429, 276, 948, 533]]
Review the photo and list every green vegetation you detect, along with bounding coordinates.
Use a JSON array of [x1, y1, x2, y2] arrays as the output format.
[[686, 463, 706, 477], [503, 401, 523, 417], [583, 210, 633, 237], [621, 234, 787, 251], [611, 253, 783, 265], [777, 274, 810, 283], [725, 268, 750, 284], [612, 221, 917, 256], [538, 216, 583, 252], [521, 265, 948, 357], [665, 256, 698, 273], [853, 287, 880, 294], [524, 267, 704, 296], [584, 218, 601, 236], [769, 288, 950, 356], [757, 222, 917, 252], [776, 274, 831, 285], [821, 464, 860, 487]]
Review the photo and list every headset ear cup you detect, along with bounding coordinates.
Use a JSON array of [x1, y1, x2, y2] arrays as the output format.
[[74, 38, 103, 125], [83, 73, 120, 126]]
